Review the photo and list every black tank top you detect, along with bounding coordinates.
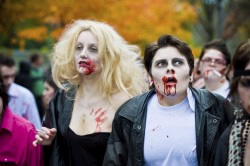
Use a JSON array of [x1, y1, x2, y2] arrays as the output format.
[[67, 127, 110, 166]]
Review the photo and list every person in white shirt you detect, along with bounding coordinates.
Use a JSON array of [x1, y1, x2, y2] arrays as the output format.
[[198, 39, 231, 98], [0, 54, 41, 129], [103, 34, 234, 166]]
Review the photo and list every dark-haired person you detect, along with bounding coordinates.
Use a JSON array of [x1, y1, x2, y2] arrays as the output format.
[[214, 39, 250, 166], [0, 76, 43, 165], [15, 60, 33, 90], [198, 39, 231, 98], [0, 54, 41, 129], [103, 34, 234, 166], [42, 71, 58, 120]]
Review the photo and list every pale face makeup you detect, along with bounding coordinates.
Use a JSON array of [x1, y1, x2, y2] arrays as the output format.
[[200, 49, 227, 81], [237, 62, 250, 114], [43, 81, 56, 109], [75, 31, 102, 76], [150, 46, 191, 102]]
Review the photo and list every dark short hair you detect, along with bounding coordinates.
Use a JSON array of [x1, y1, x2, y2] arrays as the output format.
[[30, 53, 41, 63], [199, 39, 231, 66], [0, 54, 15, 67], [0, 76, 9, 111], [44, 74, 58, 92], [229, 39, 250, 98], [144, 34, 194, 76]]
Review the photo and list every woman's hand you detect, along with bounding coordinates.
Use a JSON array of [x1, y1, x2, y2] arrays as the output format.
[[33, 127, 57, 147]]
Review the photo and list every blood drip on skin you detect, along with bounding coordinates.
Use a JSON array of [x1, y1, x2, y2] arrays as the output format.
[[219, 68, 226, 75], [152, 125, 161, 132], [155, 83, 164, 100], [220, 79, 226, 84], [94, 108, 107, 132], [205, 70, 211, 78], [80, 59, 96, 75], [162, 76, 177, 96]]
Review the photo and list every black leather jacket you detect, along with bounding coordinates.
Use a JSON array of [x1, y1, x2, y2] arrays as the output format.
[[213, 122, 232, 166], [103, 87, 234, 166], [43, 88, 76, 166]]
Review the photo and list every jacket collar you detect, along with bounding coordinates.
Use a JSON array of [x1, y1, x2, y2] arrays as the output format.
[[189, 87, 217, 110]]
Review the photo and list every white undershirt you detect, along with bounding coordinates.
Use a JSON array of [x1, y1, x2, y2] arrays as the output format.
[[144, 93, 198, 166], [211, 80, 230, 98]]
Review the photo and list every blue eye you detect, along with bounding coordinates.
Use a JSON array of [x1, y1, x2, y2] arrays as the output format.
[[172, 59, 183, 66], [155, 60, 168, 67], [156, 61, 167, 67]]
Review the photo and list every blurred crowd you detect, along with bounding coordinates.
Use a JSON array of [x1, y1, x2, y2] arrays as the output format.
[[0, 19, 249, 166]]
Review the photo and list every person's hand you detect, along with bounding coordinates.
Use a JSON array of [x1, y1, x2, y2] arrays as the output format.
[[33, 127, 57, 147], [244, 132, 250, 166]]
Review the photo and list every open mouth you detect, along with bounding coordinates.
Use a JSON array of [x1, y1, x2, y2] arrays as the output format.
[[79, 61, 89, 67], [162, 76, 177, 84]]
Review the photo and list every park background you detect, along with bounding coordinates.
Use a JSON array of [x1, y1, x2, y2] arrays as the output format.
[[0, 0, 249, 65]]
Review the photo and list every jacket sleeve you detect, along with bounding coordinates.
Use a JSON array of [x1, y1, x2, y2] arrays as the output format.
[[214, 125, 231, 166], [42, 89, 60, 129], [42, 90, 64, 166], [103, 113, 129, 166], [213, 93, 235, 125]]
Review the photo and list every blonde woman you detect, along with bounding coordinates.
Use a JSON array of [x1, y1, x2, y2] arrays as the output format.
[[33, 20, 147, 166]]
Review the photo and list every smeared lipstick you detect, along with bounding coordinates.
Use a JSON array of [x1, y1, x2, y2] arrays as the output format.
[[79, 59, 96, 75]]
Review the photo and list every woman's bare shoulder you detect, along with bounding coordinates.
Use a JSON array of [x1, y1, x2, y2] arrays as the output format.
[[111, 91, 131, 109]]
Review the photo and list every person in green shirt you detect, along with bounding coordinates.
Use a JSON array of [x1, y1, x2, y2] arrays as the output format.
[[30, 53, 45, 120]]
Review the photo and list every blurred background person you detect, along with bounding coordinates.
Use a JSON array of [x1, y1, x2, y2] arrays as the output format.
[[42, 69, 58, 120], [0, 76, 43, 166], [0, 54, 41, 129], [192, 59, 205, 89], [33, 20, 147, 166], [30, 53, 45, 120], [198, 39, 231, 98], [214, 39, 250, 166], [15, 60, 33, 90]]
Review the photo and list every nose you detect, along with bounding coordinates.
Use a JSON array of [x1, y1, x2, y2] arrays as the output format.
[[80, 48, 88, 59], [209, 59, 216, 66], [166, 64, 175, 74]]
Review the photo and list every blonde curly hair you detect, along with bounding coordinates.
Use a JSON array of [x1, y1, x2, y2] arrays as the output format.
[[51, 19, 148, 98]]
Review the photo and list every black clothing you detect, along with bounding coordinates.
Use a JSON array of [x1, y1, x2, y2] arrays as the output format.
[[213, 123, 232, 166], [67, 128, 109, 166], [43, 88, 110, 166], [214, 114, 250, 166], [15, 61, 33, 90], [103, 87, 234, 166]]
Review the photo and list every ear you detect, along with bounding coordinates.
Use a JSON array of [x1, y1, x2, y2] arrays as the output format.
[[148, 75, 154, 86], [189, 72, 194, 82]]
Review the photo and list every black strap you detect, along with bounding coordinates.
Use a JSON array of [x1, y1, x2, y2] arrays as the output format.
[[234, 69, 250, 77]]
